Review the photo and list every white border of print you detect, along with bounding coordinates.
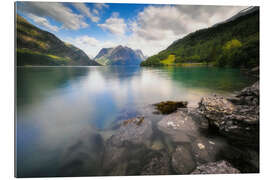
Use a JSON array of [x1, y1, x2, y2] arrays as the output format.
[[0, 0, 269, 180]]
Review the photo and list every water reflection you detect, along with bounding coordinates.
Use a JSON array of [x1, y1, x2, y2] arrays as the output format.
[[16, 66, 255, 177]]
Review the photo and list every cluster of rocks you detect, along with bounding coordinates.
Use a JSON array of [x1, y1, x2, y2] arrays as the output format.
[[191, 160, 240, 174], [198, 81, 259, 147], [155, 107, 238, 174], [99, 81, 259, 175], [63, 81, 258, 176]]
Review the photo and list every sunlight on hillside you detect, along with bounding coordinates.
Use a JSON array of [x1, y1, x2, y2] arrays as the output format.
[[161, 54, 175, 65]]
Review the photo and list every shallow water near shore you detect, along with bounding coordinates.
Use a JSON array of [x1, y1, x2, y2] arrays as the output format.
[[16, 66, 257, 177]]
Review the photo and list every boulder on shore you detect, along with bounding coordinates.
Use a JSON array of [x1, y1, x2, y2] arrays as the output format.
[[236, 81, 259, 106], [191, 160, 240, 174], [198, 82, 259, 146]]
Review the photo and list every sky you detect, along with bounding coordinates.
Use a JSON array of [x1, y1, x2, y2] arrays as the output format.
[[16, 2, 248, 58]]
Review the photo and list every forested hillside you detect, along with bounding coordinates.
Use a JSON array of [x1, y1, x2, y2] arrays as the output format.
[[16, 15, 100, 66], [141, 7, 259, 68]]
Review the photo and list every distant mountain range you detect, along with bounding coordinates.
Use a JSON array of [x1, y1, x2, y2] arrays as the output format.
[[141, 6, 259, 68], [94, 45, 146, 65], [16, 15, 100, 66]]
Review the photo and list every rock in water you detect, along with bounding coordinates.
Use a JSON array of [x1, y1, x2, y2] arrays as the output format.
[[199, 96, 235, 128], [198, 82, 259, 146], [194, 82, 259, 173], [59, 131, 104, 176], [191, 137, 222, 164], [141, 150, 171, 175], [236, 81, 259, 106], [171, 145, 196, 174], [154, 101, 188, 114], [157, 110, 199, 143], [110, 117, 152, 147], [102, 117, 153, 175], [191, 160, 240, 174]]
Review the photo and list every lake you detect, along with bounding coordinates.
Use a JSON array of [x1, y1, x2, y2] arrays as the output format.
[[16, 66, 256, 177]]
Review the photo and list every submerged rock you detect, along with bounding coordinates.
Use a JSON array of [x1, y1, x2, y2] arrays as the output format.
[[218, 145, 259, 173], [150, 140, 165, 151], [109, 117, 152, 147], [171, 145, 196, 174], [191, 137, 222, 164], [59, 130, 104, 176], [100, 82, 259, 175], [191, 160, 240, 174], [102, 117, 153, 175], [141, 150, 171, 175], [157, 110, 199, 143], [154, 101, 188, 114], [122, 117, 144, 126]]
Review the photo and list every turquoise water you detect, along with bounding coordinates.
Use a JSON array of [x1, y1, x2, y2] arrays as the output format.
[[16, 66, 256, 177]]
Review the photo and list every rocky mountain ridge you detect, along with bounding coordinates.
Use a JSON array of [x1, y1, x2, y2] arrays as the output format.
[[94, 45, 146, 65]]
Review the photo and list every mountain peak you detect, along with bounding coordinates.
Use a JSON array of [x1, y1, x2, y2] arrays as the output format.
[[94, 46, 145, 65], [116, 45, 124, 48]]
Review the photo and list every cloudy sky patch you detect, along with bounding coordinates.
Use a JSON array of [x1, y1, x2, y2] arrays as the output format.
[[16, 2, 247, 57]]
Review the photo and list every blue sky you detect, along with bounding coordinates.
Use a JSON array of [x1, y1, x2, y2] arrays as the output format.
[[16, 2, 247, 57]]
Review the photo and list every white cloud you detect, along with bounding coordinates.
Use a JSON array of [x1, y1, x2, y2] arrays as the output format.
[[59, 4, 248, 57], [73, 35, 100, 46], [73, 3, 99, 23], [98, 12, 127, 36], [95, 3, 109, 9], [93, 9, 99, 15], [17, 2, 88, 30], [126, 5, 247, 56], [93, 3, 109, 16], [27, 13, 60, 32], [63, 35, 120, 58]]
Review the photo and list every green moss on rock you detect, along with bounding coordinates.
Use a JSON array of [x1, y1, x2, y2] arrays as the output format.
[[154, 101, 188, 114]]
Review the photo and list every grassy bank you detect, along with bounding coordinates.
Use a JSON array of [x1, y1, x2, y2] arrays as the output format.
[[17, 49, 71, 66]]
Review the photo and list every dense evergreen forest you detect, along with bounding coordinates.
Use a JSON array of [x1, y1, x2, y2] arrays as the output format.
[[141, 8, 259, 68]]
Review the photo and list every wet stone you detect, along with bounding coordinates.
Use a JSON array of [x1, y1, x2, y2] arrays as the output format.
[[171, 145, 196, 174], [198, 88, 259, 147], [102, 117, 153, 175], [157, 110, 199, 143], [191, 137, 223, 164], [141, 150, 171, 175], [191, 160, 240, 174], [150, 140, 165, 151], [59, 131, 104, 176], [110, 117, 152, 147]]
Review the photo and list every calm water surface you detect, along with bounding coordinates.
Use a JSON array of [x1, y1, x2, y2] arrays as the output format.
[[16, 66, 256, 177]]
